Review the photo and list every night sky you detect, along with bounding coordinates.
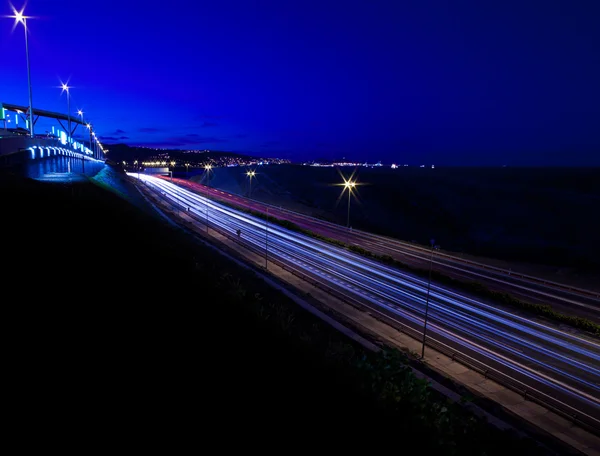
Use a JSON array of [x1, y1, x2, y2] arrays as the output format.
[[2, 0, 599, 165]]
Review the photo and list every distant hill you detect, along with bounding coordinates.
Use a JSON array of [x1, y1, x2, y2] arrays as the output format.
[[105, 143, 257, 163]]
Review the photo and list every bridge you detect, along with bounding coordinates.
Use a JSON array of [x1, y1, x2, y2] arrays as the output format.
[[1, 6, 107, 178], [1, 102, 107, 179]]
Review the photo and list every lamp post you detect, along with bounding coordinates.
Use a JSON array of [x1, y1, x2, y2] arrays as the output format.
[[60, 82, 71, 144], [77, 110, 88, 155], [265, 206, 269, 270], [343, 179, 356, 245], [77, 109, 84, 145], [246, 170, 256, 199], [204, 164, 212, 232], [92, 129, 98, 158], [9, 6, 34, 138], [185, 163, 190, 178], [204, 163, 212, 187], [421, 238, 436, 359], [86, 123, 94, 158]]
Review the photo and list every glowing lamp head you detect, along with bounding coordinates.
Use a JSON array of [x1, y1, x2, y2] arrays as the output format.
[[77, 110, 83, 116], [205, 164, 212, 170], [11, 6, 28, 24]]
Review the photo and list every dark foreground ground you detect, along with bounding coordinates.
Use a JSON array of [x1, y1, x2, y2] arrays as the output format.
[[0, 168, 571, 453]]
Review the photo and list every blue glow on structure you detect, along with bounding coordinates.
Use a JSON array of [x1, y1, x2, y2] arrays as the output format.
[[60, 131, 67, 145], [30, 147, 35, 159]]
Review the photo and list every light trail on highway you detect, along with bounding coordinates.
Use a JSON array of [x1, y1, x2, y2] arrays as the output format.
[[131, 173, 600, 432], [163, 176, 600, 322]]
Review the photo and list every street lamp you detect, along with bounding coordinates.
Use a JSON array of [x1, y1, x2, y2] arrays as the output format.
[[342, 178, 356, 244], [265, 206, 269, 269], [86, 123, 94, 158], [8, 5, 34, 138], [421, 238, 436, 359], [77, 110, 87, 154], [204, 164, 212, 187], [60, 82, 71, 144], [204, 164, 212, 232], [185, 163, 190, 177], [246, 170, 256, 199]]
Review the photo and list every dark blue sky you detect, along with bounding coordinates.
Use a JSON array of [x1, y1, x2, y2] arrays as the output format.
[[2, 0, 599, 165]]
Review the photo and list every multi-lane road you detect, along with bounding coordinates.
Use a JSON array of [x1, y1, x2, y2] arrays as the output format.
[[163, 176, 600, 323], [132, 173, 600, 433]]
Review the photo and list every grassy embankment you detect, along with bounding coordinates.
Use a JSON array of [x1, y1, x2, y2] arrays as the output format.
[[1, 168, 559, 453]]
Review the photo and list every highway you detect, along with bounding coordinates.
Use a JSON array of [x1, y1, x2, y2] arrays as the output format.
[[164, 176, 600, 323], [133, 173, 600, 433]]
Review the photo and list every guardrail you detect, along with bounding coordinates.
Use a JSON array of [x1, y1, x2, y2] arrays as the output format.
[[142, 179, 600, 436]]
